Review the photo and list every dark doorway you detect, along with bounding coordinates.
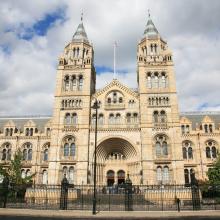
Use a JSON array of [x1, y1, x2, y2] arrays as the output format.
[[107, 170, 115, 186], [117, 170, 125, 185]]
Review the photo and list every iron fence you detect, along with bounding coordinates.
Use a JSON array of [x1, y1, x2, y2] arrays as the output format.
[[0, 183, 220, 211]]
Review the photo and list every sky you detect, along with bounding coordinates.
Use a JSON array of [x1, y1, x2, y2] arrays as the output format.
[[0, 0, 220, 116]]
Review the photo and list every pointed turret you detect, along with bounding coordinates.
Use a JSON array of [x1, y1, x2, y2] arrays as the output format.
[[143, 12, 160, 39], [72, 15, 89, 43]]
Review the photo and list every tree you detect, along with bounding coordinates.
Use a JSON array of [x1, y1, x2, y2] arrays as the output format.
[[0, 149, 34, 185], [207, 154, 220, 185]]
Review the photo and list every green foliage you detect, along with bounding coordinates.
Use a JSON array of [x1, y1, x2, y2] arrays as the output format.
[[0, 149, 34, 185], [207, 154, 220, 185]]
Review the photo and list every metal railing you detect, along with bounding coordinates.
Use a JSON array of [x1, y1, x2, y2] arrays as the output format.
[[0, 183, 219, 211]]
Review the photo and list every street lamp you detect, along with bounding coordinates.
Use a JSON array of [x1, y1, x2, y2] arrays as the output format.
[[92, 99, 99, 215]]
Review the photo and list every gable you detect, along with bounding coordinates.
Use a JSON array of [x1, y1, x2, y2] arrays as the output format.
[[93, 79, 139, 100]]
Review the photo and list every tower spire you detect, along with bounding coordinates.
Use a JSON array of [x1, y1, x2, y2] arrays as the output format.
[[72, 14, 89, 43], [143, 12, 160, 39]]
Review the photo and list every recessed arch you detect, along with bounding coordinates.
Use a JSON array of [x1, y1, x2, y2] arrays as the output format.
[[95, 137, 138, 163]]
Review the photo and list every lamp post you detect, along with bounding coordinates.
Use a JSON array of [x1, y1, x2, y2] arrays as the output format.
[[92, 99, 99, 215]]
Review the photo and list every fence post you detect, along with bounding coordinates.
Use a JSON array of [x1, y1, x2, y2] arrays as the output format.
[[81, 181, 84, 210], [125, 174, 133, 211], [60, 175, 69, 210], [160, 184, 164, 211], [190, 178, 201, 210], [176, 198, 180, 212], [2, 176, 9, 208]]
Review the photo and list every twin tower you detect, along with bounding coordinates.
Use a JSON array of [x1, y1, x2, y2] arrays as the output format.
[[48, 15, 183, 185]]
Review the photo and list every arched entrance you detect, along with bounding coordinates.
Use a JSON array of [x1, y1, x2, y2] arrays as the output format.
[[117, 170, 125, 185], [91, 137, 140, 185], [107, 170, 115, 186]]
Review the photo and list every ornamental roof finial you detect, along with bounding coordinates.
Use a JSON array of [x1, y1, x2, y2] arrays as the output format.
[[81, 11, 83, 22]]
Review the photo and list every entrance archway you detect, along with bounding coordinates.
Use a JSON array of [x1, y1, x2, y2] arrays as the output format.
[[91, 137, 140, 185], [107, 170, 115, 186], [117, 170, 125, 185]]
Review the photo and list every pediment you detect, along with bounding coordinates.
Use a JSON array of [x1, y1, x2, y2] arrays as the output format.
[[4, 120, 16, 128], [180, 116, 191, 124], [93, 79, 138, 99], [202, 115, 213, 123], [24, 119, 36, 127]]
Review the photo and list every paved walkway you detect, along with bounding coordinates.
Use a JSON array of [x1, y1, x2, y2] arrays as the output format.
[[0, 209, 220, 219]]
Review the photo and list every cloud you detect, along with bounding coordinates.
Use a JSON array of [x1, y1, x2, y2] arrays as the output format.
[[0, 0, 220, 115]]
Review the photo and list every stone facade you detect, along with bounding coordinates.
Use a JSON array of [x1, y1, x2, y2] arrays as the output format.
[[0, 15, 219, 186]]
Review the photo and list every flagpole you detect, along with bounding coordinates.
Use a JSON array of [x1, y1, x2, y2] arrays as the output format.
[[113, 41, 116, 79]]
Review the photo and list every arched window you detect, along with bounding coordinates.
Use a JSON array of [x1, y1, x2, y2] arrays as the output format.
[[162, 142, 168, 155], [209, 124, 213, 133], [72, 113, 78, 125], [204, 124, 208, 133], [91, 114, 96, 125], [65, 113, 71, 125], [147, 73, 152, 88], [23, 149, 27, 160], [182, 147, 187, 159], [5, 128, 9, 136], [28, 149, 32, 161], [64, 75, 70, 91], [212, 147, 217, 158], [72, 75, 76, 90], [160, 111, 166, 123], [63, 166, 68, 177], [126, 113, 131, 123], [115, 113, 121, 124], [63, 136, 76, 157], [153, 74, 159, 88], [206, 147, 211, 158], [1, 143, 12, 161], [42, 143, 50, 161], [156, 142, 161, 156], [153, 111, 159, 123], [119, 97, 123, 103], [98, 114, 104, 125], [42, 170, 48, 184], [70, 143, 76, 156], [64, 143, 69, 156], [107, 98, 111, 103], [206, 141, 218, 159], [109, 114, 114, 124], [181, 125, 185, 134], [22, 144, 32, 161], [188, 147, 193, 159], [30, 128, 33, 136], [2, 149, 6, 161], [161, 73, 166, 88], [182, 141, 193, 160], [157, 166, 162, 182], [155, 135, 169, 157], [69, 166, 75, 184], [190, 169, 195, 183], [43, 149, 48, 161], [133, 113, 138, 123], [78, 75, 83, 90], [184, 169, 189, 185], [25, 128, 29, 136], [46, 128, 51, 136], [163, 166, 169, 182], [9, 128, 13, 136]]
